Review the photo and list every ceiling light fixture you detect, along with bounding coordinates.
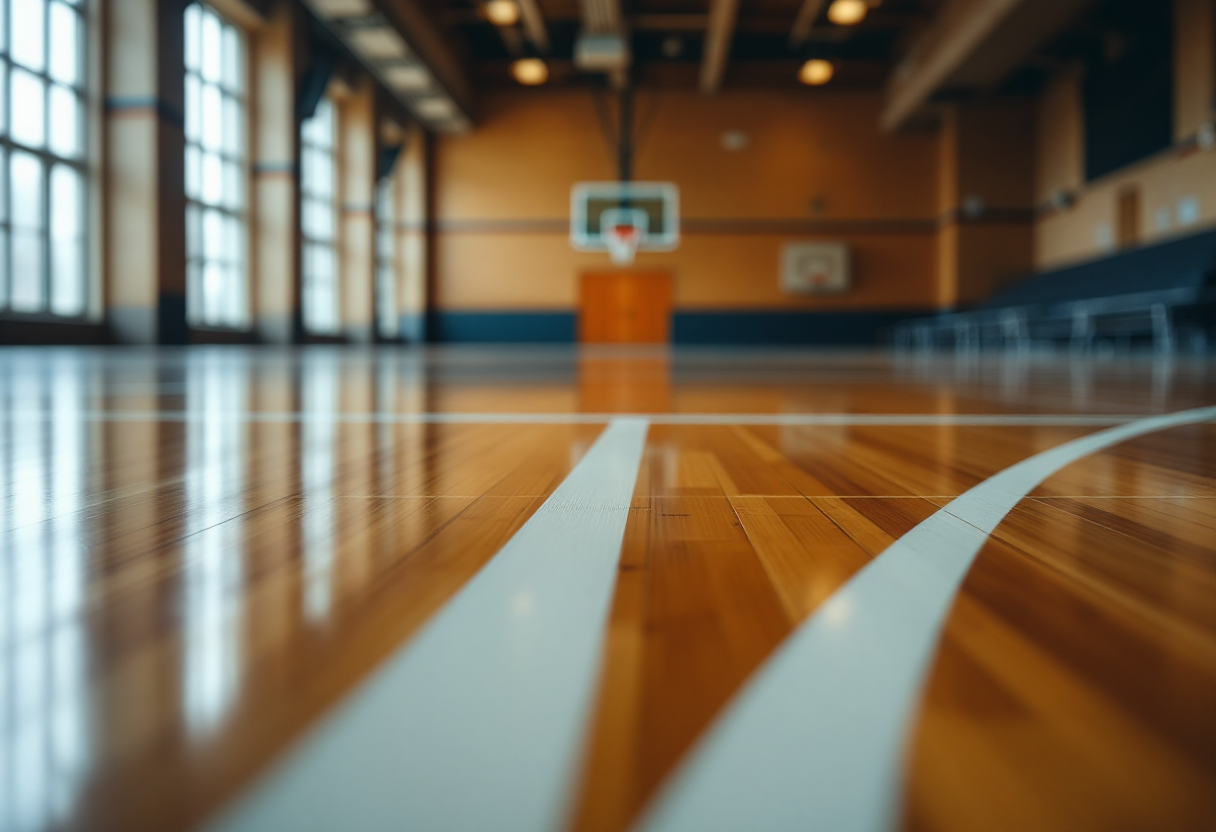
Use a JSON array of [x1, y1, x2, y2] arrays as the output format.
[[798, 59, 834, 85], [414, 97, 458, 120], [484, 0, 521, 26], [308, 0, 372, 18], [347, 26, 410, 60], [827, 0, 868, 25], [511, 57, 549, 85], [383, 64, 431, 92]]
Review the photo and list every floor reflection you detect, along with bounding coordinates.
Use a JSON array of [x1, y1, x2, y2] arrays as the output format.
[[183, 351, 247, 737], [1, 354, 90, 832], [0, 346, 1210, 832], [301, 350, 337, 623]]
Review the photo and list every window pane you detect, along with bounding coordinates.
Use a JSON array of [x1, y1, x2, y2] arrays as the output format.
[[0, 233, 8, 311], [0, 0, 7, 55], [186, 202, 200, 264], [49, 165, 83, 315], [11, 0, 45, 71], [222, 95, 240, 155], [203, 259, 222, 324], [185, 74, 200, 142], [11, 68, 46, 148], [11, 150, 42, 232], [10, 153, 44, 311], [185, 143, 200, 199], [202, 208, 223, 319], [223, 160, 240, 211], [184, 4, 200, 72], [201, 83, 221, 151], [48, 2, 79, 85], [48, 84, 78, 158], [201, 151, 221, 205], [220, 213, 232, 265], [0, 63, 8, 136], [0, 147, 7, 224], [222, 25, 241, 92], [201, 11, 221, 84], [186, 260, 202, 324]]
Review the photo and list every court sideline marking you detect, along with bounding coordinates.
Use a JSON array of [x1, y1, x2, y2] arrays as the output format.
[[635, 405, 1216, 832], [207, 418, 649, 832], [9, 409, 1164, 426]]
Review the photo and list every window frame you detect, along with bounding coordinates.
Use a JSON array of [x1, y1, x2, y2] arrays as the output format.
[[183, 0, 251, 331], [0, 0, 90, 320], [300, 96, 340, 337]]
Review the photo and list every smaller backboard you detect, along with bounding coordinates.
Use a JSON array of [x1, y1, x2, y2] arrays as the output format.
[[780, 241, 851, 294], [571, 182, 680, 263]]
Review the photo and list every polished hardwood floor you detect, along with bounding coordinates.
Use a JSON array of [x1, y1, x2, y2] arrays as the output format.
[[1, 347, 1214, 832]]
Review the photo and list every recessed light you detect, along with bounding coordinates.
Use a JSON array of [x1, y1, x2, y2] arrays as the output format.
[[484, 0, 520, 26], [511, 58, 549, 86], [827, 0, 868, 25], [798, 59, 834, 85]]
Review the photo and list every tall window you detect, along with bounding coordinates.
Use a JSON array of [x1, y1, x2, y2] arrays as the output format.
[[0, 0, 88, 316], [301, 99, 338, 335], [375, 176, 396, 339], [184, 3, 247, 328]]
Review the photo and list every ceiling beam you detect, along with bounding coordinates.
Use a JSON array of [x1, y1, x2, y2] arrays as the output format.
[[378, 0, 474, 111], [516, 0, 551, 52], [578, 0, 621, 34], [699, 0, 740, 94], [881, 0, 1098, 132], [788, 0, 827, 47]]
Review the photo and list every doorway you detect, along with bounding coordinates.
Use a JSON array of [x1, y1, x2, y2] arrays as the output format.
[[1117, 186, 1141, 249], [579, 271, 672, 343]]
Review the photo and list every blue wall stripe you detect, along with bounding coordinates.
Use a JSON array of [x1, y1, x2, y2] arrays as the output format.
[[428, 310, 928, 345], [431, 312, 578, 343], [672, 311, 924, 346], [104, 96, 185, 129]]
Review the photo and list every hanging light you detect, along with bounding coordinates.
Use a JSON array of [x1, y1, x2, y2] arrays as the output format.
[[484, 0, 520, 26], [798, 59, 835, 86], [511, 57, 549, 85], [827, 0, 868, 25]]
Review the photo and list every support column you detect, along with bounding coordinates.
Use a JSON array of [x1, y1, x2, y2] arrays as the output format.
[[251, 0, 303, 344], [105, 0, 188, 344], [936, 99, 1037, 308], [396, 125, 429, 343], [339, 78, 377, 344]]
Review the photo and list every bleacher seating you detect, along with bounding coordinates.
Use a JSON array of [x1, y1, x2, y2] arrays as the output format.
[[895, 228, 1216, 351]]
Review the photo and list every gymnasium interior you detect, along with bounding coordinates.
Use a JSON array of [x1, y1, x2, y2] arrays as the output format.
[[2, 0, 1216, 830]]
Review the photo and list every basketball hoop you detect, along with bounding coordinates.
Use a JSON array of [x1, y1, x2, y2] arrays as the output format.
[[606, 223, 641, 265]]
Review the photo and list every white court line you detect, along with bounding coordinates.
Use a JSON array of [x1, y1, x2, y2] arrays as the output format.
[[207, 418, 649, 832], [635, 405, 1216, 832], [7, 409, 1157, 426]]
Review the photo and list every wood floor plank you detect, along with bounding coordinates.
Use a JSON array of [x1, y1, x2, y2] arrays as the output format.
[[4, 350, 1216, 832]]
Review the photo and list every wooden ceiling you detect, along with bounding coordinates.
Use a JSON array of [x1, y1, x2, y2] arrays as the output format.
[[432, 0, 941, 90]]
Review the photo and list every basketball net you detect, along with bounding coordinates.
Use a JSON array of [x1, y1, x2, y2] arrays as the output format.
[[606, 223, 641, 266]]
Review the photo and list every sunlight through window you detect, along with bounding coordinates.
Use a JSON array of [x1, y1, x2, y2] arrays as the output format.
[[184, 3, 248, 329], [301, 99, 339, 335], [0, 0, 88, 316]]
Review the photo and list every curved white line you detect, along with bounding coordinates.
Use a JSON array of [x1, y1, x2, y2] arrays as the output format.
[[635, 405, 1216, 832], [207, 418, 649, 832]]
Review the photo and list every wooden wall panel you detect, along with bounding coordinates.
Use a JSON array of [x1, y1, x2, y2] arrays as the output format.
[[432, 90, 942, 314], [435, 232, 939, 311]]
